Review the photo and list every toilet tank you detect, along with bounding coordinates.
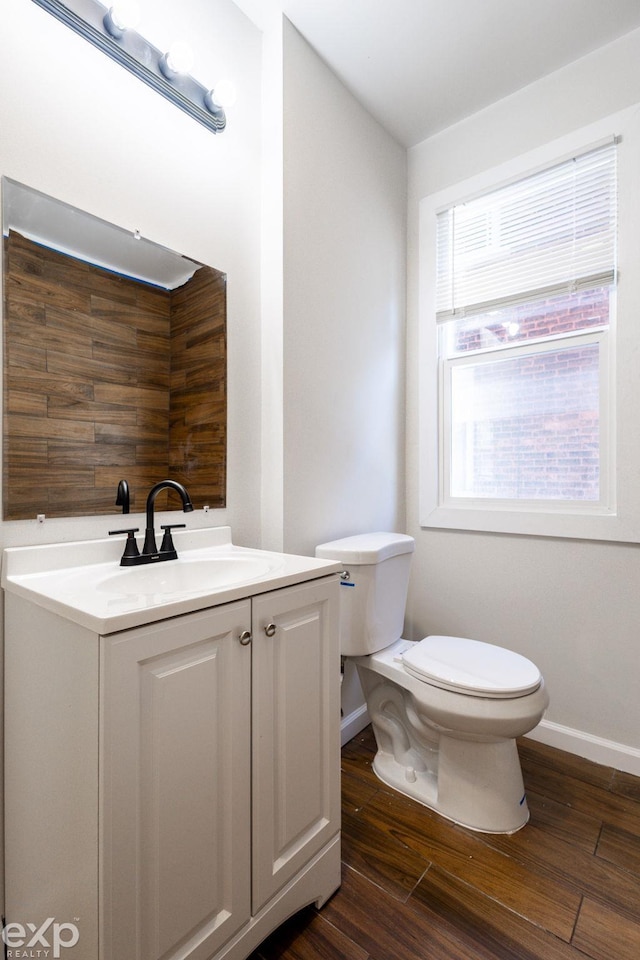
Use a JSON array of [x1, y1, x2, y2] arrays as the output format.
[[315, 532, 415, 656]]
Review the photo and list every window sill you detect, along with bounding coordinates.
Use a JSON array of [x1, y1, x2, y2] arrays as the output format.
[[420, 501, 639, 543]]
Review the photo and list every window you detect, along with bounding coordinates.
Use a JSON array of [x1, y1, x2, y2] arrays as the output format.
[[419, 129, 631, 540], [443, 291, 610, 503]]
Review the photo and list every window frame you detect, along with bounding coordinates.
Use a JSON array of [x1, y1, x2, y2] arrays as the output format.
[[418, 107, 640, 543]]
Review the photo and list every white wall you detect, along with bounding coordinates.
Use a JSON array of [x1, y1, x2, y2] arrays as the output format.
[[0, 1, 408, 757], [281, 21, 407, 558], [407, 28, 640, 773], [279, 22, 407, 742], [0, 0, 263, 551]]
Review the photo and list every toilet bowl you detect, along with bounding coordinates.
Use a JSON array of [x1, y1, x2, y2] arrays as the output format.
[[316, 532, 549, 834]]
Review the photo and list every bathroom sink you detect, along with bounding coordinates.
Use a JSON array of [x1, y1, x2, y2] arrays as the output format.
[[95, 554, 277, 599], [1, 527, 341, 633]]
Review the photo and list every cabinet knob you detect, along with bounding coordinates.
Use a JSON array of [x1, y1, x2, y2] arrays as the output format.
[[264, 622, 277, 637], [239, 630, 252, 646]]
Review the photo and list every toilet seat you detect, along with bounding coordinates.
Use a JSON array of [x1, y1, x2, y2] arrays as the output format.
[[401, 636, 542, 699]]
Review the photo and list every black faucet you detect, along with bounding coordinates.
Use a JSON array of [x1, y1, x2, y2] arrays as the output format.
[[142, 480, 194, 556], [109, 479, 194, 566]]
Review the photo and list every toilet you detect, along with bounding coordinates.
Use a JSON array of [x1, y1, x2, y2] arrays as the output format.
[[316, 532, 549, 834]]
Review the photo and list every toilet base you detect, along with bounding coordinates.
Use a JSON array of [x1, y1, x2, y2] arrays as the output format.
[[356, 653, 541, 834], [371, 732, 529, 834]]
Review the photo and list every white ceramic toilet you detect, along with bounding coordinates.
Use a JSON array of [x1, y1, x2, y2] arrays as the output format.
[[316, 532, 549, 834]]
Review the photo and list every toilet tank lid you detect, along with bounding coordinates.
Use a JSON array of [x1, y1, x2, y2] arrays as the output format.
[[316, 532, 415, 564]]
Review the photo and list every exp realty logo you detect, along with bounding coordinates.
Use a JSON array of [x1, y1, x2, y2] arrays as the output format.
[[2, 917, 80, 958]]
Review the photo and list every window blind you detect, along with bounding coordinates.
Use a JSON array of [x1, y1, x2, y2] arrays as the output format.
[[436, 140, 617, 322]]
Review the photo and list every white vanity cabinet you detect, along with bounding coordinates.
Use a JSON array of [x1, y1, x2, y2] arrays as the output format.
[[3, 567, 341, 960], [251, 580, 341, 912], [102, 600, 253, 960]]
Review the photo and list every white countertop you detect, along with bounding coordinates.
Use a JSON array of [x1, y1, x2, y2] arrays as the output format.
[[1, 526, 341, 634]]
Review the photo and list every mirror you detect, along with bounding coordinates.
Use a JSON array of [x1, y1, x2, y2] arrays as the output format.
[[2, 179, 226, 520]]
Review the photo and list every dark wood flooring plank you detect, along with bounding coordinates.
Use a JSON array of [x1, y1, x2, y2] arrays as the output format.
[[344, 726, 377, 753], [411, 863, 587, 960], [526, 789, 601, 853], [611, 769, 640, 803], [520, 753, 640, 836], [572, 898, 640, 960], [341, 733, 381, 791], [482, 819, 640, 923], [359, 789, 580, 941], [340, 756, 380, 792], [341, 808, 429, 902], [596, 823, 640, 877], [321, 864, 495, 960], [341, 768, 380, 816], [250, 906, 370, 960], [519, 738, 614, 791]]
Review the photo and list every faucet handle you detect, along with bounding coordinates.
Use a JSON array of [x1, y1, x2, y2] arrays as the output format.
[[160, 523, 186, 554], [109, 528, 141, 563]]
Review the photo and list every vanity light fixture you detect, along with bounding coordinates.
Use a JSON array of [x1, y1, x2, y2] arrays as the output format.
[[32, 0, 228, 133]]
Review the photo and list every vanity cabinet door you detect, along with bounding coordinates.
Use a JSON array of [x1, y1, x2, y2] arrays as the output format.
[[251, 577, 340, 912], [101, 601, 252, 960]]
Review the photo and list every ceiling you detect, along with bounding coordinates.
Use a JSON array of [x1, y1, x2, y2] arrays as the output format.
[[280, 0, 640, 147]]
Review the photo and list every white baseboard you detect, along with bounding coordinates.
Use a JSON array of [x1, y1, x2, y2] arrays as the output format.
[[526, 718, 640, 777], [340, 703, 370, 747]]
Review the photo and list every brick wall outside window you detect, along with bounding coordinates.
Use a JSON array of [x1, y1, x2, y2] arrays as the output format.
[[446, 287, 609, 501]]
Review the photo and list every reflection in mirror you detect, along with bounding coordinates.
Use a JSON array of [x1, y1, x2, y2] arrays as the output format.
[[2, 179, 226, 520]]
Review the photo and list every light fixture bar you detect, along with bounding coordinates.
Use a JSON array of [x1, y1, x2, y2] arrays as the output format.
[[32, 0, 226, 133]]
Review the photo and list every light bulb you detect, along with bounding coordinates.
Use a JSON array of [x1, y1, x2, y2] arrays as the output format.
[[204, 78, 237, 113], [163, 41, 195, 76], [104, 2, 141, 38]]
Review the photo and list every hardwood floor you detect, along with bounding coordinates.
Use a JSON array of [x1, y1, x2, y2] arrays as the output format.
[[250, 726, 640, 960]]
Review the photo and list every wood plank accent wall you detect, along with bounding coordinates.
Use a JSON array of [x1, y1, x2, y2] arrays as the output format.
[[3, 231, 226, 520], [169, 264, 227, 509]]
